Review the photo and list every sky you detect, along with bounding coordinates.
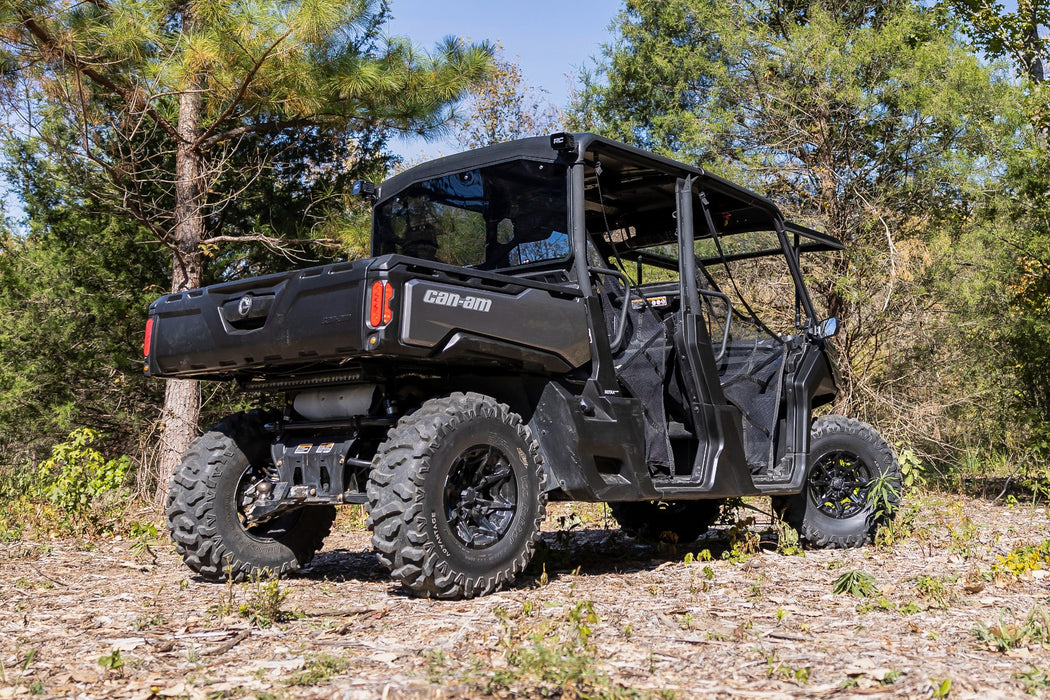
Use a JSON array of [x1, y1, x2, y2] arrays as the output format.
[[384, 0, 620, 160]]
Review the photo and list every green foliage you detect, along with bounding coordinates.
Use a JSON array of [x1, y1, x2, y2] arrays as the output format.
[[483, 599, 641, 698], [97, 649, 124, 671], [766, 654, 811, 685], [208, 569, 288, 627], [942, 0, 1049, 84], [865, 473, 902, 522], [998, 141, 1050, 458], [874, 498, 924, 549], [775, 520, 804, 557], [913, 575, 956, 610], [930, 677, 953, 698], [897, 448, 927, 493], [721, 515, 759, 562], [833, 570, 879, 598], [0, 428, 134, 535], [572, 0, 1026, 460], [0, 193, 166, 476], [856, 595, 903, 615], [286, 654, 350, 686], [129, 521, 160, 560], [1015, 666, 1050, 695], [992, 540, 1050, 578], [451, 45, 563, 149], [239, 571, 289, 628], [35, 428, 130, 514]]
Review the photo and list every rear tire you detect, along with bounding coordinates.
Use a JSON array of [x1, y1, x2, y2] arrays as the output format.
[[165, 410, 336, 581], [609, 500, 722, 543], [773, 415, 898, 548], [366, 393, 547, 599]]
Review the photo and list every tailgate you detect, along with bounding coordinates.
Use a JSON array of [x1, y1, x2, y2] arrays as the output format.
[[145, 261, 368, 379]]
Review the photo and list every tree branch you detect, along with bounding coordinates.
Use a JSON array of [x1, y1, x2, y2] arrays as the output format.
[[197, 118, 323, 149], [17, 12, 180, 142], [193, 27, 296, 149]]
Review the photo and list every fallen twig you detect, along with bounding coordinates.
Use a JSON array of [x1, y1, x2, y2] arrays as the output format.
[[204, 629, 250, 658]]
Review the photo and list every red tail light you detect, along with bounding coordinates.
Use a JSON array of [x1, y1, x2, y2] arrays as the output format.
[[144, 317, 154, 357], [368, 280, 394, 328]]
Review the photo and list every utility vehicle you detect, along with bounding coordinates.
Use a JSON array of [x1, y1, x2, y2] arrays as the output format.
[[146, 133, 899, 598]]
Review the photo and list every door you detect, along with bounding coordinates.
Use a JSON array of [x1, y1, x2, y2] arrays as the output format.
[[671, 177, 752, 490]]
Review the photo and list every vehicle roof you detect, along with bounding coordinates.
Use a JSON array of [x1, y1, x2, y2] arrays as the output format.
[[378, 133, 842, 252]]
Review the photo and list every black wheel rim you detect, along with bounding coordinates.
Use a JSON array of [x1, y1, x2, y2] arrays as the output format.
[[443, 444, 518, 549], [808, 450, 873, 519]]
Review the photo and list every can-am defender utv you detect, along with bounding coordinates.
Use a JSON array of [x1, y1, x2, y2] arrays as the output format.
[[146, 133, 900, 598]]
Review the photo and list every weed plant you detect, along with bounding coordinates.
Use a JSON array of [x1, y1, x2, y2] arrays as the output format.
[[992, 541, 1050, 579], [833, 570, 879, 597], [974, 607, 1050, 652], [286, 654, 350, 686], [476, 599, 654, 698]]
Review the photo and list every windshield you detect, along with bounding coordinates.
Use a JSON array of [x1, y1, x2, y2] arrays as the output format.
[[373, 159, 569, 270]]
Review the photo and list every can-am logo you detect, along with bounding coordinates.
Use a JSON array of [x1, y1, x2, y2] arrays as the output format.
[[422, 289, 492, 313]]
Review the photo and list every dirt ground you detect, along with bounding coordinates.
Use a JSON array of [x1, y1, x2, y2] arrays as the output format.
[[2, 492, 1049, 699]]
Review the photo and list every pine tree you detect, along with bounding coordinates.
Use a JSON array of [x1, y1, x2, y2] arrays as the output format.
[[0, 0, 491, 501]]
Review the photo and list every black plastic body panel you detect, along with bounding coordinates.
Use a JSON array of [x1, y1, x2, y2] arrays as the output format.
[[399, 279, 589, 369], [754, 340, 839, 496], [529, 382, 658, 502], [146, 261, 368, 379], [146, 256, 590, 381], [666, 313, 760, 497]]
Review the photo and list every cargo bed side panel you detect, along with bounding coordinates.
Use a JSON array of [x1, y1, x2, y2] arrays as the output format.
[[400, 279, 590, 370]]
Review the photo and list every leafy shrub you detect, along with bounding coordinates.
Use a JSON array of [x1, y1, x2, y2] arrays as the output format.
[[0, 428, 134, 535], [36, 428, 130, 510], [896, 447, 926, 492]]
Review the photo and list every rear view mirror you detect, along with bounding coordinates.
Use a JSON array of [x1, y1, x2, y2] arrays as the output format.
[[819, 317, 839, 339]]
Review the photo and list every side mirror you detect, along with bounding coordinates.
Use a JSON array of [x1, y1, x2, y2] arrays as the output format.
[[818, 317, 839, 339]]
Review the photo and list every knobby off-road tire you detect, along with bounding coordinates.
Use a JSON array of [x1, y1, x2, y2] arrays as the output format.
[[166, 410, 336, 581], [366, 393, 547, 599], [609, 500, 722, 543], [773, 415, 899, 548]]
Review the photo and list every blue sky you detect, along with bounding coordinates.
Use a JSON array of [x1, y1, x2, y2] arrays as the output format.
[[384, 0, 621, 159]]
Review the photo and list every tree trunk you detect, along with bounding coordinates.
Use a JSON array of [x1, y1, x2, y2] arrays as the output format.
[[154, 2, 206, 507], [1020, 1, 1045, 85]]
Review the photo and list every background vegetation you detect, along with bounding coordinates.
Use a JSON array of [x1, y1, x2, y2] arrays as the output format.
[[0, 0, 1048, 529]]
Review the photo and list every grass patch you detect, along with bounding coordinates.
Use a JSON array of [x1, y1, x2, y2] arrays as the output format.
[[974, 607, 1050, 653], [285, 654, 350, 686], [457, 598, 670, 699]]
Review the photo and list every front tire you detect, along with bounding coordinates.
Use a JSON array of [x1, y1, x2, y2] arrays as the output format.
[[773, 415, 899, 548], [165, 410, 336, 581], [366, 393, 547, 599]]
